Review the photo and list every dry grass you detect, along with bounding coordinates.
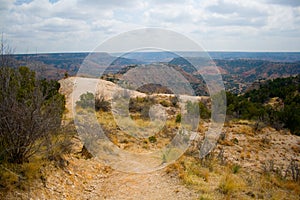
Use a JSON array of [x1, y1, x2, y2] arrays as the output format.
[[218, 173, 245, 195], [291, 145, 300, 153], [0, 157, 48, 191], [256, 174, 298, 199], [96, 109, 180, 153], [166, 151, 300, 200], [0, 122, 75, 193], [234, 125, 254, 136], [218, 139, 235, 146], [166, 155, 226, 199]]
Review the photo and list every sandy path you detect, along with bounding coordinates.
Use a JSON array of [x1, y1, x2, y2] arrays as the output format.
[[5, 156, 198, 200]]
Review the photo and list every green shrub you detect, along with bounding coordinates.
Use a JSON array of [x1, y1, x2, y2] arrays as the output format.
[[175, 114, 182, 123], [148, 136, 157, 143], [129, 96, 156, 120], [185, 100, 211, 119], [76, 92, 95, 109], [0, 67, 65, 164], [232, 164, 241, 174]]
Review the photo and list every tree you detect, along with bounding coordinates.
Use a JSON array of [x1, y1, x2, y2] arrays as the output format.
[[281, 102, 300, 136], [185, 100, 211, 119], [0, 67, 65, 164], [0, 33, 14, 67]]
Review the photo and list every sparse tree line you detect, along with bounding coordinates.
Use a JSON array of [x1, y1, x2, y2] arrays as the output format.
[[0, 34, 15, 68], [226, 75, 300, 136]]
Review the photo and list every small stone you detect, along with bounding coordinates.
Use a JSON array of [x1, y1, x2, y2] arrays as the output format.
[[246, 191, 255, 198]]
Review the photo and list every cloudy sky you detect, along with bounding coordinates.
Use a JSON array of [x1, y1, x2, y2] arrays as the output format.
[[1, 0, 300, 53]]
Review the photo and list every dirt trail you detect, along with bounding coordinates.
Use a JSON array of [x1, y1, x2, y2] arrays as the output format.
[[6, 156, 198, 200], [62, 157, 199, 200], [27, 77, 197, 200]]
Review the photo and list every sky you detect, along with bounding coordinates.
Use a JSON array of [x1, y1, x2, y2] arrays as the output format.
[[0, 0, 300, 53]]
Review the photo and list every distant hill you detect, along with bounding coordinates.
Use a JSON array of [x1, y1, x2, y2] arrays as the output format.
[[123, 51, 300, 62], [13, 52, 143, 79], [114, 51, 179, 63], [168, 56, 300, 93], [120, 51, 300, 62], [214, 59, 300, 93], [214, 59, 300, 78], [102, 63, 209, 96], [11, 52, 300, 94], [208, 51, 300, 62], [14, 53, 88, 76]]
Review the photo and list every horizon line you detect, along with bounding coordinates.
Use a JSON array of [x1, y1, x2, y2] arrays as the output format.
[[13, 50, 300, 55]]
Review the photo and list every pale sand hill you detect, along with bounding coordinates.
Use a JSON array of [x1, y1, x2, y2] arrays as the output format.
[[59, 77, 146, 119], [59, 77, 209, 120]]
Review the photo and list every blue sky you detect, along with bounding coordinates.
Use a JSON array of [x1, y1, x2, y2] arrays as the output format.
[[1, 0, 300, 53]]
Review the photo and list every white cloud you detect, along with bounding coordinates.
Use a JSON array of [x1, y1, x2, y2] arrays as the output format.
[[0, 0, 299, 53], [265, 0, 300, 7]]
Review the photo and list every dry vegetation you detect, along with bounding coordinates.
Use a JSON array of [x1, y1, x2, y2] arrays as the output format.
[[1, 77, 299, 200], [95, 95, 181, 153], [76, 78, 300, 199], [165, 119, 300, 200]]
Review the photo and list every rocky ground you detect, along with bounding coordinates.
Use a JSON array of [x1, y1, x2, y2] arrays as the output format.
[[4, 121, 299, 200], [5, 156, 198, 200], [219, 121, 300, 172]]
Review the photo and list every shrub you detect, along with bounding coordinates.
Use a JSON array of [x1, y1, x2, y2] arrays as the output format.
[[170, 95, 179, 107], [185, 100, 211, 119], [76, 92, 95, 109], [129, 96, 155, 120], [286, 160, 300, 182], [148, 136, 157, 143], [95, 92, 111, 112], [232, 164, 241, 174], [160, 100, 171, 107], [0, 158, 47, 190], [175, 114, 182, 123], [199, 102, 211, 119], [76, 92, 111, 112], [0, 67, 65, 164]]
